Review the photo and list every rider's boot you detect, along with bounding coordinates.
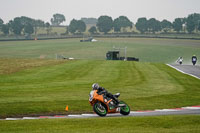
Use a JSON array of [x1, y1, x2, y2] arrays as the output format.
[[113, 96, 126, 107]]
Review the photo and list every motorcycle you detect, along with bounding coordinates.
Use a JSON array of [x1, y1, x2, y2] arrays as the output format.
[[192, 58, 197, 65], [89, 90, 130, 117]]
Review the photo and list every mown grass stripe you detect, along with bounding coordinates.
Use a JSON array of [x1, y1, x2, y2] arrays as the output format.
[[0, 59, 200, 118]]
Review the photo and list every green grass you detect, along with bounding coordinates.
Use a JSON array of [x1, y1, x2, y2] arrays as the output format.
[[0, 115, 200, 133], [0, 38, 199, 63], [0, 59, 200, 118], [0, 38, 200, 131]]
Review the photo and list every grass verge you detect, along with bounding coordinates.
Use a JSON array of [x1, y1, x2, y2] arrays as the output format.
[[0, 115, 200, 133]]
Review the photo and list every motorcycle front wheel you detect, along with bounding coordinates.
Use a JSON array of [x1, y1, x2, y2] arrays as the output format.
[[93, 102, 107, 117], [119, 101, 130, 115]]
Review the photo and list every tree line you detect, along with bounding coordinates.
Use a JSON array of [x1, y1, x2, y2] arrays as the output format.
[[0, 16, 50, 36], [0, 13, 200, 36]]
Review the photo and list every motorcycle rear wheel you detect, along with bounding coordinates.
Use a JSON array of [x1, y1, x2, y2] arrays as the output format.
[[119, 101, 130, 115], [93, 102, 107, 117]]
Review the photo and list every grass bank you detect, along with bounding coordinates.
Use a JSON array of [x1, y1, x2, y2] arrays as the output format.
[[0, 115, 200, 133], [0, 59, 200, 118]]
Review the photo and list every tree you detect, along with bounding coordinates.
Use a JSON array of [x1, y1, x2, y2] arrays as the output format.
[[8, 16, 37, 35], [135, 17, 148, 34], [9, 17, 24, 35], [113, 19, 121, 32], [97, 15, 113, 34], [51, 13, 66, 26], [20, 16, 34, 26], [173, 18, 183, 33], [186, 13, 200, 33], [20, 16, 35, 35], [161, 19, 172, 33], [45, 22, 52, 35], [198, 22, 200, 31], [0, 18, 3, 30], [76, 20, 86, 33], [24, 23, 34, 35], [88, 26, 97, 34], [1, 24, 9, 35], [191, 13, 200, 32], [147, 18, 161, 33], [68, 19, 86, 34], [113, 16, 133, 33], [186, 15, 195, 33], [0, 18, 3, 24], [68, 19, 77, 34]]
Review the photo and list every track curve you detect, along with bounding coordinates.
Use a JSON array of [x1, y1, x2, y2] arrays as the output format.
[[167, 64, 200, 79]]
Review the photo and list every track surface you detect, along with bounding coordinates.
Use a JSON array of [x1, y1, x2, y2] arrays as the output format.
[[168, 64, 200, 79], [1, 106, 200, 120]]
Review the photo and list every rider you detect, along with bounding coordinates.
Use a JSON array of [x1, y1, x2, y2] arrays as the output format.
[[176, 56, 183, 65], [92, 83, 120, 105], [192, 55, 197, 65]]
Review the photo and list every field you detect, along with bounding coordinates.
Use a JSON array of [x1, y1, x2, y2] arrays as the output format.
[[0, 38, 200, 132], [0, 38, 199, 63]]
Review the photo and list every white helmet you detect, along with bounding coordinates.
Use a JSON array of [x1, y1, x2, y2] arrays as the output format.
[[92, 83, 99, 90]]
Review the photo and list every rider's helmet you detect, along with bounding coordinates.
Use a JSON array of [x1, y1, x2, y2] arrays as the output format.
[[92, 83, 99, 90]]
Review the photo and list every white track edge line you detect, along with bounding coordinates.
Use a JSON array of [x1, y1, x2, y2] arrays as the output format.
[[2, 106, 200, 120], [155, 109, 179, 112], [182, 107, 200, 109]]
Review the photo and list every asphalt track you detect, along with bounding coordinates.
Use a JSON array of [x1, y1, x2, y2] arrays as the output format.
[[167, 64, 200, 79], [1, 106, 200, 121], [1, 64, 200, 121]]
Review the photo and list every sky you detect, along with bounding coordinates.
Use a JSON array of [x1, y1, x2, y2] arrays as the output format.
[[0, 0, 200, 25]]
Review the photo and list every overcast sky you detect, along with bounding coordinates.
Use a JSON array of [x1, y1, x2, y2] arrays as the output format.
[[1, 0, 200, 25]]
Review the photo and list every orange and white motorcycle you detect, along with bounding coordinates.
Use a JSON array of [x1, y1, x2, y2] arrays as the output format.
[[89, 90, 130, 117]]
